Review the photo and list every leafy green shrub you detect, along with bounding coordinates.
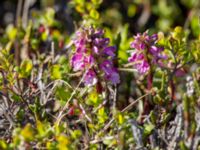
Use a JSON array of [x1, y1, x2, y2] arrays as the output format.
[[0, 0, 199, 149]]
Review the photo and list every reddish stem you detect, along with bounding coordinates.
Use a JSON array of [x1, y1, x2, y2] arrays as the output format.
[[147, 71, 153, 91], [140, 70, 153, 123]]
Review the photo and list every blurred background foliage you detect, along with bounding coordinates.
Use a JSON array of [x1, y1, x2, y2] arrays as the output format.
[[0, 0, 200, 36]]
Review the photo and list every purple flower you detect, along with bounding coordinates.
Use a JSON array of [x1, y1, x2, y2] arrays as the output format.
[[71, 27, 120, 86], [71, 53, 94, 71], [103, 46, 116, 57], [84, 69, 97, 86], [128, 31, 165, 74], [107, 71, 120, 84], [150, 34, 158, 41], [100, 60, 120, 84], [137, 60, 150, 74], [93, 38, 110, 47], [71, 53, 85, 71]]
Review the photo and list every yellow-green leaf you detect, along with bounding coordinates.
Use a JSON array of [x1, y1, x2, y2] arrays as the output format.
[[21, 124, 34, 141], [89, 9, 99, 20], [6, 24, 17, 41], [51, 65, 62, 79]]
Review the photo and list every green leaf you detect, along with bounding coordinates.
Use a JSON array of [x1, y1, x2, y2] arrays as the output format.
[[51, 65, 62, 79], [70, 130, 82, 139], [55, 86, 71, 102], [45, 8, 55, 26], [118, 24, 130, 63], [143, 123, 155, 136], [6, 24, 17, 41], [0, 140, 8, 150], [36, 120, 51, 139], [103, 136, 117, 147], [191, 16, 200, 37], [172, 26, 185, 41], [56, 134, 70, 149], [75, 0, 85, 5], [86, 89, 102, 106], [127, 4, 136, 17], [91, 0, 102, 5], [118, 113, 124, 125], [11, 93, 22, 102], [19, 59, 33, 78], [41, 31, 48, 41], [21, 124, 34, 141], [179, 141, 189, 150], [98, 107, 108, 124], [31, 38, 39, 50], [89, 9, 99, 20], [75, 5, 85, 13]]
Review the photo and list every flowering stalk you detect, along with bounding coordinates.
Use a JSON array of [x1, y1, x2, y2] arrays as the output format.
[[128, 31, 166, 75], [71, 26, 120, 87], [128, 31, 165, 121]]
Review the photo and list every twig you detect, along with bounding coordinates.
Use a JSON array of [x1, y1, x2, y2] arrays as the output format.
[[102, 91, 153, 132], [92, 99, 107, 114], [37, 66, 47, 105], [0, 104, 15, 129], [55, 71, 87, 126], [113, 85, 117, 110], [128, 119, 145, 149], [121, 91, 152, 113], [46, 79, 72, 100], [123, 60, 143, 67], [118, 68, 137, 73], [22, 0, 30, 28], [168, 105, 183, 150], [79, 104, 92, 123], [51, 42, 55, 63], [108, 85, 117, 111], [16, 0, 23, 26]]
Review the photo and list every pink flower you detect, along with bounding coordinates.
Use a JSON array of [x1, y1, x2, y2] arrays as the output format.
[[84, 69, 98, 86], [71, 53, 94, 71], [103, 46, 116, 58], [71, 53, 85, 71], [71, 27, 120, 86], [100, 60, 120, 84], [128, 31, 165, 74]]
